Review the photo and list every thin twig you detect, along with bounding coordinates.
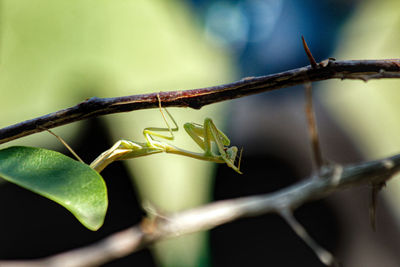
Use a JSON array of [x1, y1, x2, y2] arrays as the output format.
[[2, 153, 400, 267], [304, 83, 324, 169], [1, 59, 400, 145], [280, 209, 337, 266]]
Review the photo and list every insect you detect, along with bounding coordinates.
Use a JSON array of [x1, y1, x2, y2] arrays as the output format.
[[89, 95, 242, 174]]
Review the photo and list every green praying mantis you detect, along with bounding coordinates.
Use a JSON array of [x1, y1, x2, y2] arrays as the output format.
[[89, 95, 242, 174]]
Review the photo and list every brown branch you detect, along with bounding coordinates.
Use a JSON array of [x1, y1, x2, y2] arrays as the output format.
[[2, 153, 400, 267], [1, 59, 400, 144]]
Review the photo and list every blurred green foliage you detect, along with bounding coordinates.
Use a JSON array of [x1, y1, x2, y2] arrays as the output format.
[[0, 1, 235, 266]]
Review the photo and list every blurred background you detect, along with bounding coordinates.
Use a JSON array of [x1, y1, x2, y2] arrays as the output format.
[[0, 0, 400, 266]]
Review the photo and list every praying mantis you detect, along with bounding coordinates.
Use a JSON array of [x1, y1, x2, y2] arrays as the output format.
[[89, 95, 242, 174]]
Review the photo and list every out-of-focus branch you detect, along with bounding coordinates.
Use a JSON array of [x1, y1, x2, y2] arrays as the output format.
[[304, 82, 325, 169], [1, 59, 400, 144], [2, 153, 400, 267]]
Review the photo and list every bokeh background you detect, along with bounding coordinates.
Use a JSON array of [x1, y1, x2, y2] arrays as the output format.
[[1, 0, 400, 266]]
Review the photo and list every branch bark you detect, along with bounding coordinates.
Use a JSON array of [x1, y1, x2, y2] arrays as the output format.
[[1, 59, 400, 145], [1, 154, 399, 267]]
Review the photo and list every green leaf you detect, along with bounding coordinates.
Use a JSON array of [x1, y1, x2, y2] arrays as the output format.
[[0, 146, 108, 231]]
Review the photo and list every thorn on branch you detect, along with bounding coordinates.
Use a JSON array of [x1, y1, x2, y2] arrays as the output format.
[[369, 182, 385, 231], [301, 35, 317, 68]]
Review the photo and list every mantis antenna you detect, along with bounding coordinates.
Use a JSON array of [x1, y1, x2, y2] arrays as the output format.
[[44, 128, 84, 163]]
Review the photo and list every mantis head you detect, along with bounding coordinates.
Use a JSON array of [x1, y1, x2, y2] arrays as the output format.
[[223, 146, 243, 174]]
